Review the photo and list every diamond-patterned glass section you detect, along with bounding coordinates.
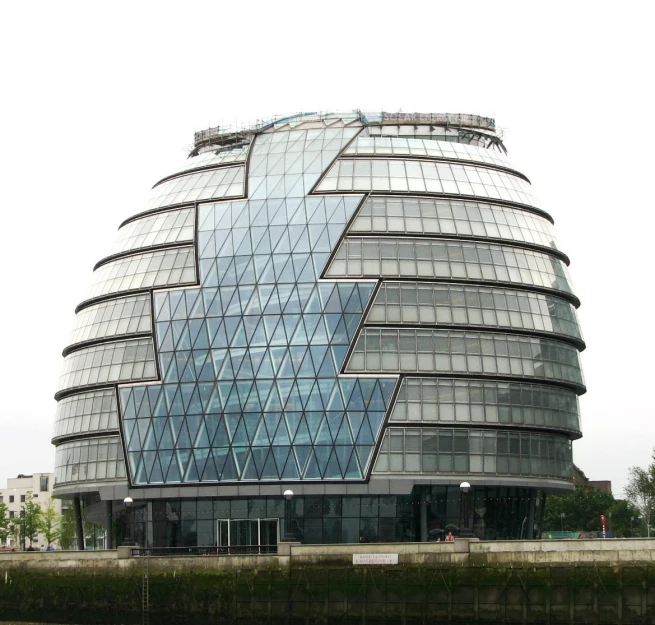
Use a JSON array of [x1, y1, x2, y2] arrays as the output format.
[[68, 294, 151, 347], [120, 126, 398, 484], [85, 247, 196, 302], [109, 208, 194, 255]]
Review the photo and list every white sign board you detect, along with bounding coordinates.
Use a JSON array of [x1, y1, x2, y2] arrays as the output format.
[[353, 553, 399, 565]]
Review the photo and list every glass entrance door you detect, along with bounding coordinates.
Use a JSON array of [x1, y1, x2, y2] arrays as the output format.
[[216, 518, 279, 553], [259, 519, 279, 553]]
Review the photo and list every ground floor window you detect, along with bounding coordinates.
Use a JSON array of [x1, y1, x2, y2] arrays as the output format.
[[111, 486, 545, 547]]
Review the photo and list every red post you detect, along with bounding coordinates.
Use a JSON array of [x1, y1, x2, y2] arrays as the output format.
[[600, 514, 607, 539]]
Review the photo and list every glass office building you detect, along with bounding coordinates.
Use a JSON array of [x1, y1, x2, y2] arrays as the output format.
[[52, 112, 584, 547]]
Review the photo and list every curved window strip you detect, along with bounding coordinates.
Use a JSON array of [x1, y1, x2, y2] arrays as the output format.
[[367, 124, 491, 147], [54, 436, 126, 485], [368, 283, 582, 343], [316, 159, 538, 208], [68, 294, 151, 346], [344, 137, 515, 171], [373, 427, 572, 480], [350, 197, 557, 251], [109, 208, 194, 255], [85, 247, 196, 301], [57, 338, 157, 393], [147, 165, 244, 210], [346, 329, 584, 390], [156, 145, 249, 183], [326, 238, 575, 300], [53, 389, 119, 440], [390, 378, 580, 435]]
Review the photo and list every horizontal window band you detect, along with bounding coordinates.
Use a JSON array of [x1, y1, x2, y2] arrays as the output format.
[[76, 278, 198, 314], [153, 159, 249, 189], [362, 323, 585, 351], [55, 383, 120, 402], [76, 289, 156, 314], [119, 204, 197, 229], [119, 194, 246, 229], [51, 430, 121, 445], [62, 332, 154, 358], [314, 190, 554, 224], [326, 274, 580, 309], [348, 231, 570, 265], [344, 370, 585, 396], [381, 420, 580, 440], [385, 419, 581, 441], [344, 154, 530, 184], [93, 241, 194, 271], [55, 377, 158, 402]]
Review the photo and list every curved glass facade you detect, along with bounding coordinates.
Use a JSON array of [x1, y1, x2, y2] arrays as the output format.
[[349, 197, 558, 251], [317, 159, 538, 207], [108, 208, 195, 255], [326, 237, 575, 301], [68, 294, 152, 348], [52, 389, 119, 440], [54, 436, 126, 485], [373, 427, 572, 480], [57, 338, 157, 394], [347, 328, 584, 389], [84, 247, 196, 303], [147, 165, 245, 210], [367, 283, 582, 343], [52, 112, 585, 547], [344, 137, 516, 171], [390, 378, 580, 436]]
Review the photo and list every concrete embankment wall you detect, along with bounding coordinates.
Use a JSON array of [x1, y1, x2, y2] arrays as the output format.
[[1, 540, 655, 624]]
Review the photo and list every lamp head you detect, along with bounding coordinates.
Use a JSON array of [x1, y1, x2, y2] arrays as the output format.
[[123, 497, 134, 508], [283, 489, 294, 501], [459, 481, 470, 493]]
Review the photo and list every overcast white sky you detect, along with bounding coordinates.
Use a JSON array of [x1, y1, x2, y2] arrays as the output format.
[[0, 1, 653, 496]]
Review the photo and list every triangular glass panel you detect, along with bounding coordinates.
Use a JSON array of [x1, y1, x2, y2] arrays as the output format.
[[304, 449, 322, 479]]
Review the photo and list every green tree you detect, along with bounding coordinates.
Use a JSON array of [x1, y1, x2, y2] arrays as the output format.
[[544, 486, 615, 533], [0, 502, 9, 544], [58, 504, 77, 550], [8, 517, 21, 548], [608, 498, 641, 538], [20, 492, 43, 548], [624, 450, 655, 537], [39, 499, 62, 547]]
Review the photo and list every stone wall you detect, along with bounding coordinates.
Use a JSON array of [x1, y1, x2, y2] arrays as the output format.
[[1, 540, 654, 624]]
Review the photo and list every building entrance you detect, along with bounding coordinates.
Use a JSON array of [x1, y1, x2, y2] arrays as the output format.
[[217, 518, 279, 553]]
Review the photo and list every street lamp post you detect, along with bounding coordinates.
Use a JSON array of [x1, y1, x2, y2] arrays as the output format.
[[560, 512, 565, 532], [123, 497, 134, 546], [631, 516, 634, 537], [459, 482, 473, 538], [282, 490, 295, 542]]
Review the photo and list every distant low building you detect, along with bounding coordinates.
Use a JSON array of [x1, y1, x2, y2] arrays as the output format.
[[573, 465, 612, 494], [0, 473, 62, 549]]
